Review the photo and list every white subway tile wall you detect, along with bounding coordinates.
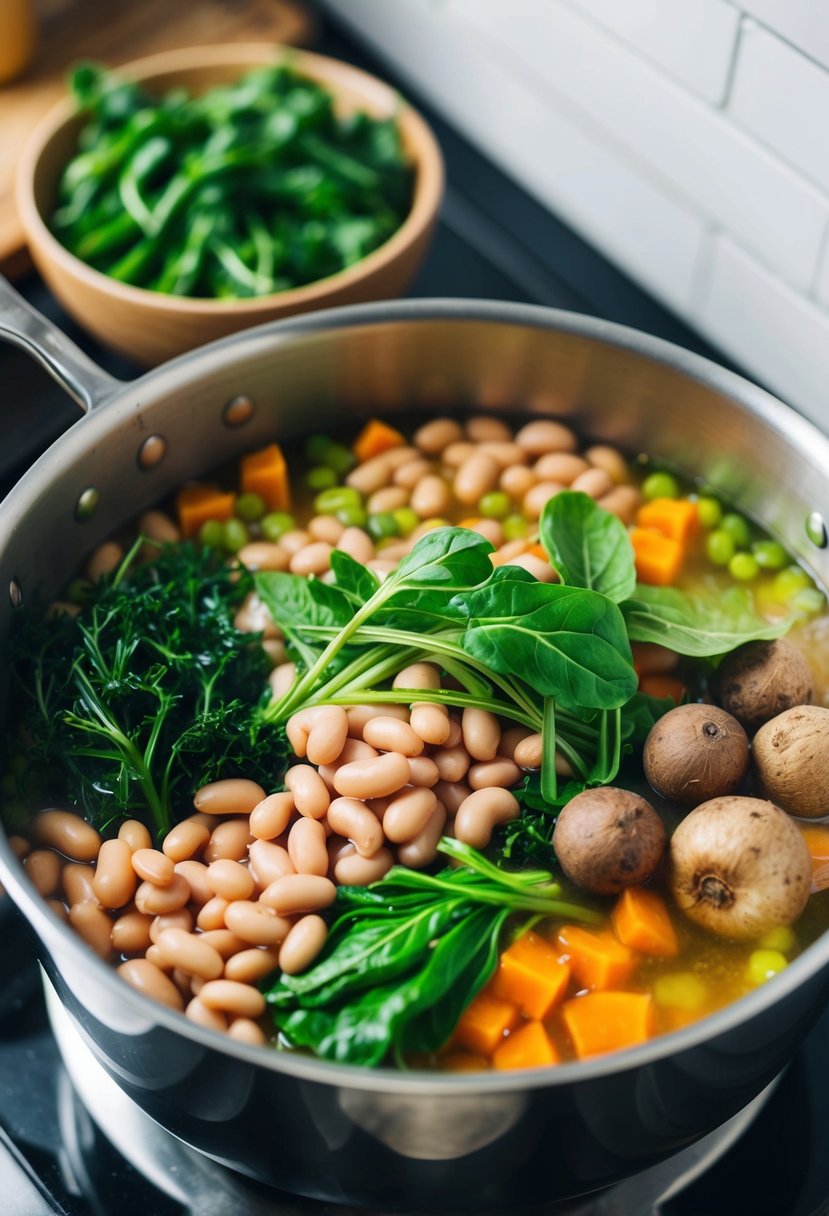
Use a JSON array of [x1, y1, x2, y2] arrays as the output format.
[[567, 0, 740, 104], [323, 0, 829, 430]]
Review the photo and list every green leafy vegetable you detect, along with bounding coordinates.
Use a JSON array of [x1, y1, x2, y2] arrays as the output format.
[[539, 490, 636, 603], [5, 542, 288, 840], [622, 584, 791, 656], [265, 838, 601, 1065], [459, 578, 637, 712], [257, 526, 641, 797], [51, 62, 414, 298]]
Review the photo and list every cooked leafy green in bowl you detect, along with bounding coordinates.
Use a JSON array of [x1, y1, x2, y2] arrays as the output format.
[[50, 61, 414, 298]]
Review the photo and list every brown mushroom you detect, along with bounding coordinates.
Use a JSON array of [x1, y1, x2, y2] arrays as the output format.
[[751, 704, 829, 818], [715, 639, 813, 732], [552, 786, 666, 895], [643, 703, 749, 805], [669, 795, 811, 938]]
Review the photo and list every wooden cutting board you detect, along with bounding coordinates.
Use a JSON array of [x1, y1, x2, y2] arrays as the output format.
[[0, 0, 315, 278]]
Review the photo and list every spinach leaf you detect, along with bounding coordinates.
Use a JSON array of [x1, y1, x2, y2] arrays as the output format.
[[460, 580, 637, 711], [540, 491, 636, 603], [386, 527, 494, 593], [622, 584, 791, 656], [255, 570, 353, 634], [329, 550, 379, 606]]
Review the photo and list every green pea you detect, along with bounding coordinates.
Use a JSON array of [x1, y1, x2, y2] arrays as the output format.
[[758, 926, 796, 954], [706, 529, 735, 566], [696, 496, 722, 529], [791, 587, 825, 615], [721, 512, 751, 548], [642, 471, 679, 501], [306, 465, 338, 491], [260, 511, 295, 542], [66, 577, 93, 605], [198, 519, 226, 549], [728, 552, 759, 581], [322, 442, 356, 476], [235, 492, 266, 522], [746, 949, 787, 986], [772, 565, 811, 600], [315, 486, 362, 515], [478, 490, 511, 520], [503, 513, 529, 541], [336, 505, 368, 529], [305, 435, 334, 464], [393, 506, 420, 536], [367, 511, 400, 541], [752, 539, 787, 570], [223, 519, 249, 552]]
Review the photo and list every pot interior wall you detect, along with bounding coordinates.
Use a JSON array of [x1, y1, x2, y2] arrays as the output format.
[[2, 309, 829, 738]]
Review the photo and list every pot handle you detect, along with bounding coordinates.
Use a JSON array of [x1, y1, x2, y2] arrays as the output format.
[[0, 275, 124, 413]]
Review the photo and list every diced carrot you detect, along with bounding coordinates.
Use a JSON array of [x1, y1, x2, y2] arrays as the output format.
[[453, 991, 519, 1058], [176, 484, 237, 539], [636, 497, 699, 547], [638, 674, 686, 703], [800, 826, 829, 892], [353, 418, 406, 463], [630, 527, 683, 586], [556, 925, 637, 991], [491, 931, 571, 1020], [562, 991, 654, 1059], [492, 1021, 560, 1071], [612, 887, 679, 957], [240, 443, 290, 511]]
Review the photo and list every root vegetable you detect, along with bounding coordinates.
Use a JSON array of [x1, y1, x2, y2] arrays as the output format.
[[669, 795, 811, 938], [552, 787, 666, 895], [643, 703, 749, 805], [751, 704, 829, 819], [715, 639, 813, 732]]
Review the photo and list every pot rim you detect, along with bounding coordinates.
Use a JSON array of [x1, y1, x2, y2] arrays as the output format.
[[3, 294, 829, 1094]]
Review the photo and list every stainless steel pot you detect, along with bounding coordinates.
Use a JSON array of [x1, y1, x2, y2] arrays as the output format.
[[2, 277, 829, 1210]]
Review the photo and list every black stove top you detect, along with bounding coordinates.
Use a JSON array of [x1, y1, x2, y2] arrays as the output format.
[[2, 10, 828, 1216]]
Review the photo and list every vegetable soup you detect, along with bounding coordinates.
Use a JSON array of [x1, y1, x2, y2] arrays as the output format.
[[4, 412, 829, 1070]]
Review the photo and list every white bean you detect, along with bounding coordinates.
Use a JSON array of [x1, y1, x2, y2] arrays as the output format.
[[397, 803, 448, 869], [336, 527, 375, 563], [454, 452, 500, 505], [454, 788, 520, 848], [515, 420, 577, 455], [462, 708, 501, 761], [533, 453, 589, 484], [362, 716, 424, 756], [326, 797, 385, 857], [571, 467, 614, 499], [279, 915, 328, 975], [414, 417, 464, 454], [237, 542, 289, 571], [290, 542, 333, 577]]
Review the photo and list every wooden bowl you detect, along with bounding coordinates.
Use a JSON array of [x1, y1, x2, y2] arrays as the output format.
[[15, 44, 444, 366]]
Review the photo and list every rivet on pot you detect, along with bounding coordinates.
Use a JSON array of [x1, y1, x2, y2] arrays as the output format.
[[75, 488, 100, 522], [8, 579, 22, 609], [138, 434, 167, 470], [223, 395, 255, 427], [806, 512, 828, 549]]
